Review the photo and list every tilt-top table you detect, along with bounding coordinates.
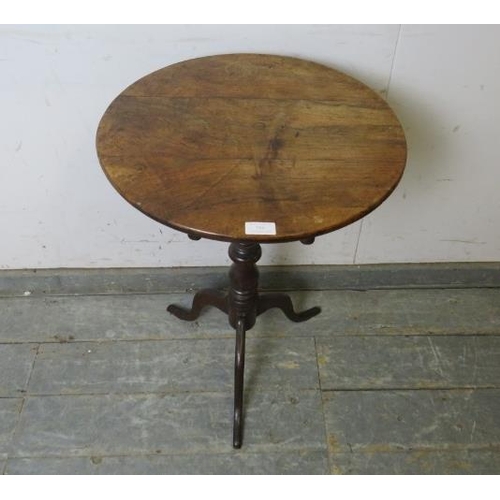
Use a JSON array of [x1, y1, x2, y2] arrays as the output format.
[[96, 54, 407, 448]]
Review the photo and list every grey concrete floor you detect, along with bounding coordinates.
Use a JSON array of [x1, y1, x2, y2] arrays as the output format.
[[1, 286, 500, 474]]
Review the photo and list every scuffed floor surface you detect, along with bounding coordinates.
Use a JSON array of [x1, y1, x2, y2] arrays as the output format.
[[1, 288, 500, 474]]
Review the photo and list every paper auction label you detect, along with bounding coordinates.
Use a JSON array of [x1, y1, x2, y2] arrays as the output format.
[[244, 222, 277, 235]]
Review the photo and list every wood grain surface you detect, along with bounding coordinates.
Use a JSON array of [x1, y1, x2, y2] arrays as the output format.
[[96, 54, 407, 242]]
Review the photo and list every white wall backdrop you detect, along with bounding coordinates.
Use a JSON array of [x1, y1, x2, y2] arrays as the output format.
[[1, 24, 499, 269]]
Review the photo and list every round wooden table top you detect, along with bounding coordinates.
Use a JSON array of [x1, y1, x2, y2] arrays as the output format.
[[96, 54, 407, 243]]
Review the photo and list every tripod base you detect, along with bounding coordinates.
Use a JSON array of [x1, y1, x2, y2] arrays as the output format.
[[167, 242, 321, 448]]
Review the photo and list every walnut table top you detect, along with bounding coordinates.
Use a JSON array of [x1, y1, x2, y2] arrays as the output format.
[[96, 53, 407, 243]]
